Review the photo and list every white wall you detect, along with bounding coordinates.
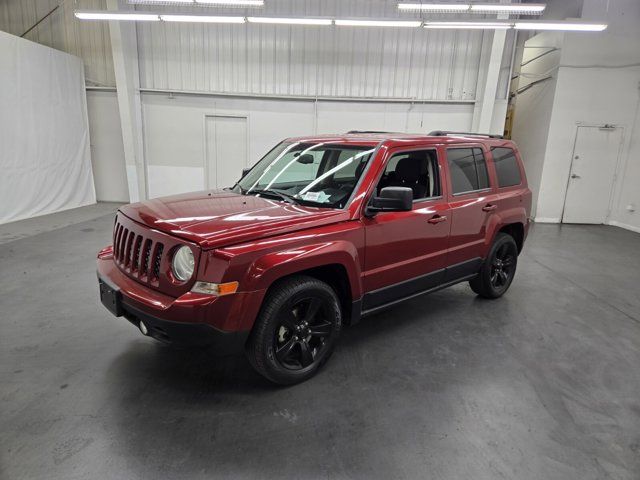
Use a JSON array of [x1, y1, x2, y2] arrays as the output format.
[[511, 32, 564, 217], [511, 0, 640, 232], [141, 92, 475, 198], [534, 0, 640, 231], [86, 90, 129, 202]]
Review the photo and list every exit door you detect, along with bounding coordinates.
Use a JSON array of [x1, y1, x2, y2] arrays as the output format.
[[562, 125, 623, 224], [205, 115, 248, 189]]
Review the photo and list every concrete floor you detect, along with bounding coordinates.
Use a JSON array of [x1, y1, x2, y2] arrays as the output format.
[[1, 205, 639, 480]]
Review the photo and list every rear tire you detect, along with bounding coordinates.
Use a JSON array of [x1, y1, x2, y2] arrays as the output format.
[[470, 233, 518, 299], [246, 275, 342, 385]]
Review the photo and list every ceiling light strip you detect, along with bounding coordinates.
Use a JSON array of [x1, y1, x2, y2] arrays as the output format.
[[398, 2, 546, 14], [195, 0, 264, 5], [335, 19, 422, 27], [425, 21, 511, 29], [74, 11, 161, 21], [160, 14, 245, 22], [247, 17, 332, 25], [397, 2, 470, 11], [128, 0, 264, 4], [514, 22, 607, 31], [73, 11, 607, 31]]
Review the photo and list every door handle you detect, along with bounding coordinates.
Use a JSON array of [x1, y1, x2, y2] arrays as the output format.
[[428, 215, 447, 224], [482, 204, 498, 212], [571, 173, 581, 179]]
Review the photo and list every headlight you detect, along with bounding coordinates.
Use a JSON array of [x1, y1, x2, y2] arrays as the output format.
[[172, 246, 194, 282]]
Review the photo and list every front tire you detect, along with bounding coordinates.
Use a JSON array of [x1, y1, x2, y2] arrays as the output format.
[[470, 232, 518, 299], [246, 275, 342, 385]]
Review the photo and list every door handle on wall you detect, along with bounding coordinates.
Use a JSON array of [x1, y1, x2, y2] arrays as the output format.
[[482, 204, 498, 212], [427, 215, 447, 224]]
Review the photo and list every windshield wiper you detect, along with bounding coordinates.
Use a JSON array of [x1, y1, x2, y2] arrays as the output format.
[[247, 189, 299, 205]]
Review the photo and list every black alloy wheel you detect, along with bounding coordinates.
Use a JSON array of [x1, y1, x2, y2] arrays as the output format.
[[247, 275, 341, 385], [490, 242, 517, 289], [273, 296, 334, 370], [470, 232, 519, 298]]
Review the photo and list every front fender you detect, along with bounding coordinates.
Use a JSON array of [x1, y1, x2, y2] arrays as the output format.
[[243, 240, 363, 300]]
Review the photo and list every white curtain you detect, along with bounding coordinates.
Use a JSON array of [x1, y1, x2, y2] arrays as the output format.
[[0, 31, 96, 225]]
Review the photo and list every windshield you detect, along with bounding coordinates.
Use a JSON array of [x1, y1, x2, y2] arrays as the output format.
[[233, 142, 375, 208]]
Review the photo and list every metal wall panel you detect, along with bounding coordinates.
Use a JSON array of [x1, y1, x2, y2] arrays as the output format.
[[135, 0, 484, 101], [1, 0, 493, 100], [0, 0, 115, 87]]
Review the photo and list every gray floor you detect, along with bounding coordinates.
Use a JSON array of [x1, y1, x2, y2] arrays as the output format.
[[1, 206, 639, 480]]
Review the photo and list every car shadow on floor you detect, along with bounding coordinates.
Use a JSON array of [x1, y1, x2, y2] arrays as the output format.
[[105, 282, 503, 396]]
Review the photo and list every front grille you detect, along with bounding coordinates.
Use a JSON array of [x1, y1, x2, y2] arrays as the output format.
[[111, 213, 200, 297], [113, 219, 165, 287]]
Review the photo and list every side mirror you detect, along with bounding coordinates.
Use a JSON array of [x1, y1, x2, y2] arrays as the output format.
[[241, 167, 251, 178], [366, 187, 413, 216]]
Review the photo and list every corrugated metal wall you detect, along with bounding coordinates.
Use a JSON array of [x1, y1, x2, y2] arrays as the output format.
[[0, 0, 505, 101], [0, 0, 115, 86], [135, 0, 485, 100]]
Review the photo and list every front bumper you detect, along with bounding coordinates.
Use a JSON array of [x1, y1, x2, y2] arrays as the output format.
[[97, 253, 263, 352]]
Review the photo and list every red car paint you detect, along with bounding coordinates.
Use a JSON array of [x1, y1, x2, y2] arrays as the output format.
[[97, 133, 531, 344]]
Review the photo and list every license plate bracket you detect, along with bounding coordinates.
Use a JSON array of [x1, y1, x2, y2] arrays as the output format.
[[99, 279, 124, 317]]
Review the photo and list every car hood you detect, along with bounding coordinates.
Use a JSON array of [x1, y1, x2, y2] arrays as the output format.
[[119, 190, 350, 250]]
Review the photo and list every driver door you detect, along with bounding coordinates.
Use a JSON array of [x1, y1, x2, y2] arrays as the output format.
[[362, 148, 451, 311]]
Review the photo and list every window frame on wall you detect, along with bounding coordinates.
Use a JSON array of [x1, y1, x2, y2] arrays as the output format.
[[446, 146, 492, 196]]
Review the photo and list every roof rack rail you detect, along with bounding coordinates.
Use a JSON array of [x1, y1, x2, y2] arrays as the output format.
[[428, 130, 504, 139], [346, 130, 396, 134]]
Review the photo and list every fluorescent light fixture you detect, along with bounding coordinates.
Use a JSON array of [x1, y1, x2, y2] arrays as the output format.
[[160, 14, 245, 22], [128, 0, 194, 4], [247, 17, 332, 25], [74, 11, 160, 21], [425, 21, 511, 29], [398, 3, 470, 11], [335, 19, 422, 27], [515, 21, 607, 31], [195, 0, 264, 5], [470, 3, 546, 13]]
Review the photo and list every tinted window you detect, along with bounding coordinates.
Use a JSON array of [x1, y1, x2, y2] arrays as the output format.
[[376, 150, 440, 200], [447, 148, 490, 194], [492, 147, 522, 187]]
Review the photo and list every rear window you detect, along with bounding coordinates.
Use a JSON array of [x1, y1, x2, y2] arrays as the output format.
[[492, 147, 522, 187], [447, 147, 490, 194]]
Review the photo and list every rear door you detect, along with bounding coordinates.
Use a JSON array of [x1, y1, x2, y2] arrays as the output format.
[[444, 144, 499, 279], [362, 147, 451, 310]]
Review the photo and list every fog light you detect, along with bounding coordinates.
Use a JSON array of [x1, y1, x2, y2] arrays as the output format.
[[191, 281, 239, 296], [139, 321, 149, 335]]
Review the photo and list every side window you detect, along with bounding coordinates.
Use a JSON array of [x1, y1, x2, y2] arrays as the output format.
[[492, 147, 522, 187], [377, 150, 441, 200], [447, 147, 490, 194]]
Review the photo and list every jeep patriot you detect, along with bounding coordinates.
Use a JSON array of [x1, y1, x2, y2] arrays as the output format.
[[97, 130, 532, 384]]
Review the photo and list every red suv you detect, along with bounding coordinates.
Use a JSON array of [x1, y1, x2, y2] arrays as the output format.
[[97, 131, 531, 384]]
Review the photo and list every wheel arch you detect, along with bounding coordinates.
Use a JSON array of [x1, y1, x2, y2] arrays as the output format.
[[242, 241, 363, 327], [497, 222, 525, 253]]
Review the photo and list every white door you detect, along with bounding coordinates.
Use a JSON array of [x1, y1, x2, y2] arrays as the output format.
[[205, 115, 248, 189], [562, 126, 623, 224]]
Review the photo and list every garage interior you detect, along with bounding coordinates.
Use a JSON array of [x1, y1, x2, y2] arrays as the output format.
[[1, 0, 639, 478]]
